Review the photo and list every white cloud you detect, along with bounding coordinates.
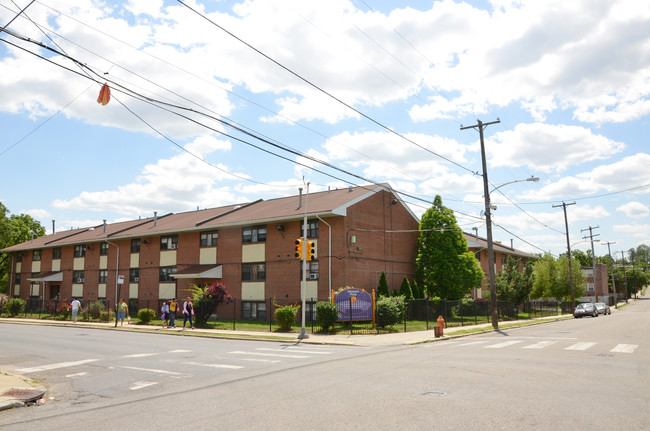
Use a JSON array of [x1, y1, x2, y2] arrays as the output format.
[[617, 202, 650, 219]]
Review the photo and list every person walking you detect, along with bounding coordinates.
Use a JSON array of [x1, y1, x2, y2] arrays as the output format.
[[117, 299, 128, 326], [161, 301, 169, 328], [168, 298, 178, 328], [182, 297, 195, 330], [71, 298, 82, 323]]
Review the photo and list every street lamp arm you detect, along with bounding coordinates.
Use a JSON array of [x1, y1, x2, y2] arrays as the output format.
[[489, 176, 539, 194]]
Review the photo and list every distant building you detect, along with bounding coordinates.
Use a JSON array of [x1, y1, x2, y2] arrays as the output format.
[[2, 184, 419, 319], [580, 263, 609, 303]]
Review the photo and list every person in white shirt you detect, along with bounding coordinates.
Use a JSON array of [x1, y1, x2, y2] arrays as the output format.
[[71, 298, 82, 323]]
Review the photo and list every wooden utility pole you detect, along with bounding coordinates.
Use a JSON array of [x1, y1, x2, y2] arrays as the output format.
[[553, 202, 576, 312], [603, 241, 617, 308], [582, 226, 600, 302]]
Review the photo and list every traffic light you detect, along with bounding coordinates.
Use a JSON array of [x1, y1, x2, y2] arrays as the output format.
[[306, 240, 316, 261], [294, 238, 304, 259]]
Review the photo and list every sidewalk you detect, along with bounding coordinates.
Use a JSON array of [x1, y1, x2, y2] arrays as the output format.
[[0, 299, 632, 411]]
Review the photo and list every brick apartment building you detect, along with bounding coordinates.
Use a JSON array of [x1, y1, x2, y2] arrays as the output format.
[[580, 263, 610, 303], [2, 184, 419, 318], [463, 232, 538, 299]]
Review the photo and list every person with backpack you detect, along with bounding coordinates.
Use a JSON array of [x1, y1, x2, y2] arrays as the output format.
[[182, 297, 195, 330], [161, 301, 169, 328], [168, 298, 178, 328]]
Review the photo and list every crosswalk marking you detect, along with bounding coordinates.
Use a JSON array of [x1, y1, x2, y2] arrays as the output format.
[[241, 358, 280, 363], [121, 366, 182, 375], [256, 348, 333, 355], [485, 340, 524, 349], [610, 344, 638, 353], [229, 351, 309, 359], [564, 342, 596, 351], [123, 353, 159, 358], [17, 358, 99, 373], [180, 361, 243, 369], [523, 341, 558, 349], [130, 381, 158, 390], [453, 341, 490, 347]]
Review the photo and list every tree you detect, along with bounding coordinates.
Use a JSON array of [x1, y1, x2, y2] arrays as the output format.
[[416, 195, 484, 300], [570, 249, 592, 267], [531, 253, 585, 300], [495, 256, 533, 304], [0, 204, 46, 294], [399, 276, 413, 299], [377, 272, 389, 297]]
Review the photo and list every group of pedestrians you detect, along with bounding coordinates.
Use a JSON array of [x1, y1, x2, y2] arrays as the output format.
[[161, 297, 194, 330]]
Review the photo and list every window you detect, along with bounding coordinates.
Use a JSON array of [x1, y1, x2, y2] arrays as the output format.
[[587, 283, 594, 292], [130, 268, 140, 283], [98, 270, 108, 283], [302, 261, 319, 280], [200, 230, 218, 247], [52, 248, 62, 259], [474, 250, 481, 261], [32, 250, 42, 261], [242, 263, 266, 281], [159, 266, 177, 282], [242, 226, 266, 243], [74, 245, 85, 257], [300, 219, 319, 238], [73, 271, 85, 283], [100, 242, 109, 256], [15, 273, 20, 284], [160, 235, 178, 250], [242, 301, 266, 320], [131, 238, 141, 253], [16, 252, 22, 262]]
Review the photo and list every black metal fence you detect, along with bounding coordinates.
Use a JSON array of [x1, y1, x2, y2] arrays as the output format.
[[0, 296, 572, 335]]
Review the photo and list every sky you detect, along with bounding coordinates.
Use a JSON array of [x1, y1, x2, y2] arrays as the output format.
[[1, 0, 649, 260]]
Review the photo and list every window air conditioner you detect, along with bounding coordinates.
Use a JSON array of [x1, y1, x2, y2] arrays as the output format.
[[309, 273, 318, 280], [76, 278, 84, 283], [133, 277, 139, 282], [168, 244, 177, 250]]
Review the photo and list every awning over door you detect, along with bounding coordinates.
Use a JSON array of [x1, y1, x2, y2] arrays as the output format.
[[170, 265, 222, 279], [27, 271, 63, 282]]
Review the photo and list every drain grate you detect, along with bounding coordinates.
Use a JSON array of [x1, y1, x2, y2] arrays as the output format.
[[420, 391, 447, 398], [1, 389, 46, 402]]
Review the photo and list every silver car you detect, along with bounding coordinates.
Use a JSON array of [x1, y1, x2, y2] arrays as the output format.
[[594, 302, 611, 315], [574, 303, 598, 318]]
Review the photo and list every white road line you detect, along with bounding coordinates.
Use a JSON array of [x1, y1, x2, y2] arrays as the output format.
[[241, 358, 280, 363], [453, 341, 490, 347], [120, 366, 182, 375], [610, 344, 639, 353], [180, 361, 243, 369], [229, 351, 308, 359], [17, 359, 99, 373], [65, 372, 88, 378], [130, 381, 158, 390], [256, 348, 332, 355], [564, 342, 596, 351], [484, 341, 524, 349], [122, 353, 159, 358], [523, 341, 558, 349], [169, 350, 192, 353]]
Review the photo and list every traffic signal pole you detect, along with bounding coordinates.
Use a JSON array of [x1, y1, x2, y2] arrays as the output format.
[[299, 183, 310, 339]]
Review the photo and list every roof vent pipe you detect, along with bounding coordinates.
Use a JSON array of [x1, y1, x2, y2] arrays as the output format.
[[511, 238, 513, 249], [103, 219, 107, 233], [298, 188, 303, 209], [52, 220, 55, 234], [154, 211, 158, 227], [30, 230, 34, 243]]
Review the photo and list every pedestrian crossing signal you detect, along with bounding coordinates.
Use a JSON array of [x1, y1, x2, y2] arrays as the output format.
[[295, 238, 304, 259], [306, 240, 316, 261]]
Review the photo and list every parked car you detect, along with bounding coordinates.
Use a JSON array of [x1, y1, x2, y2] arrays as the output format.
[[594, 302, 611, 315], [574, 303, 598, 318]]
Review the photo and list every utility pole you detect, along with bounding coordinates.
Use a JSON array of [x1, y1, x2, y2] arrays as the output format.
[[603, 241, 617, 308], [620, 250, 628, 303], [461, 118, 500, 329], [553, 202, 576, 312], [581, 226, 600, 302]]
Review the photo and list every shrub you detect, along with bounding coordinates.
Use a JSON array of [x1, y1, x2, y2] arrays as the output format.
[[376, 296, 405, 328], [89, 300, 106, 320], [6, 298, 26, 316], [314, 302, 339, 332], [190, 282, 234, 327], [274, 304, 300, 331], [378, 272, 389, 297], [137, 308, 156, 324], [99, 311, 115, 322], [45, 298, 71, 320]]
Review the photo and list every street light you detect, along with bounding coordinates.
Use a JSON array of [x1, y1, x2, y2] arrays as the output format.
[[483, 176, 539, 330]]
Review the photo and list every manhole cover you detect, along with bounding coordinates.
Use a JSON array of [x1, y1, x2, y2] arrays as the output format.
[[1, 389, 46, 402], [420, 391, 447, 398]]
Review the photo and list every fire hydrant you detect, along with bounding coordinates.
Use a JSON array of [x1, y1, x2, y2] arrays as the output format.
[[437, 315, 445, 337]]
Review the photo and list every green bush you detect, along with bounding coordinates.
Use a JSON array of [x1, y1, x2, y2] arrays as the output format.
[[376, 296, 405, 328], [314, 302, 339, 332], [99, 311, 115, 322], [137, 308, 156, 324], [6, 298, 26, 317], [274, 304, 300, 331], [89, 300, 106, 320]]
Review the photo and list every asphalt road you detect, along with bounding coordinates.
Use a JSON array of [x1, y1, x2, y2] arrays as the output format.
[[1, 297, 648, 430]]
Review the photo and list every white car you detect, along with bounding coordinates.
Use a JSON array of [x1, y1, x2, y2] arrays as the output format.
[[594, 302, 611, 315]]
